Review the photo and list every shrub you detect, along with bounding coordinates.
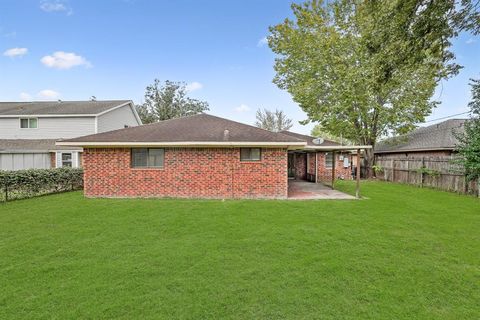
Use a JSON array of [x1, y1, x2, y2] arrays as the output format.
[[0, 167, 83, 202]]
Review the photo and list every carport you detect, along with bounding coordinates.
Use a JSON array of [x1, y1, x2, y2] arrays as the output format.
[[287, 145, 372, 199]]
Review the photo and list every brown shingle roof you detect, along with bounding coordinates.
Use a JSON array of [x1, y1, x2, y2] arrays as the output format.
[[280, 131, 342, 147], [0, 139, 81, 153], [61, 113, 305, 145], [375, 119, 466, 153], [0, 100, 131, 116]]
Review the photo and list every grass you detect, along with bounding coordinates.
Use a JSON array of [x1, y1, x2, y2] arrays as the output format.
[[0, 181, 479, 319]]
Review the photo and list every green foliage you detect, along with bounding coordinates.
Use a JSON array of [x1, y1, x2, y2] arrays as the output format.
[[416, 166, 441, 178], [455, 78, 480, 182], [136, 79, 209, 124], [0, 167, 83, 201], [255, 108, 293, 132], [268, 0, 474, 172], [372, 164, 384, 174], [311, 124, 352, 144]]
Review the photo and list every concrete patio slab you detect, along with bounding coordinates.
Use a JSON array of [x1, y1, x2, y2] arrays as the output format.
[[288, 180, 355, 200]]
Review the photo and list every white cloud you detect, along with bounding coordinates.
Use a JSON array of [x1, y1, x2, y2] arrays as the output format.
[[37, 89, 60, 99], [41, 51, 91, 69], [235, 104, 251, 113], [257, 36, 268, 47], [40, 0, 73, 15], [3, 31, 16, 38], [466, 38, 476, 44], [186, 81, 203, 92], [19, 92, 32, 101], [3, 47, 28, 57]]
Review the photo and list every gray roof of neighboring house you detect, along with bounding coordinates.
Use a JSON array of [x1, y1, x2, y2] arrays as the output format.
[[280, 131, 342, 147], [375, 119, 466, 154], [61, 113, 305, 144], [0, 139, 81, 153], [0, 100, 131, 116]]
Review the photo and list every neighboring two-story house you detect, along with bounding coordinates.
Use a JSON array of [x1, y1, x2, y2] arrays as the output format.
[[0, 100, 142, 170]]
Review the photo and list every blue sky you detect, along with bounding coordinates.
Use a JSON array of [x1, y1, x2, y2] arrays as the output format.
[[0, 0, 479, 134]]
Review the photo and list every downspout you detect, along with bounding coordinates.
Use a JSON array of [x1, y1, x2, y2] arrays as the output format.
[[315, 152, 318, 183]]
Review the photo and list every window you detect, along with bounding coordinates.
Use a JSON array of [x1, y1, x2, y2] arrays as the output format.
[[325, 152, 333, 168], [62, 153, 72, 167], [20, 118, 38, 129], [343, 156, 349, 168], [131, 148, 164, 168], [240, 148, 261, 161]]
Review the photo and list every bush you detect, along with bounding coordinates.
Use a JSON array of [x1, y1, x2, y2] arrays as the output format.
[[0, 167, 83, 202]]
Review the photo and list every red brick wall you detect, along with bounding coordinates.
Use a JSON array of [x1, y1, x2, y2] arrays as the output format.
[[50, 152, 56, 168], [307, 153, 316, 175], [83, 147, 288, 199], [289, 151, 353, 182], [316, 152, 353, 183]]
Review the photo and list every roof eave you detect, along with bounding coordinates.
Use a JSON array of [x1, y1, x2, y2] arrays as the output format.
[[303, 145, 372, 151], [374, 147, 456, 154], [56, 141, 307, 149]]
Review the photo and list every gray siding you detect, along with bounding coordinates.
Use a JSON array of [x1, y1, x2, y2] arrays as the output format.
[[0, 153, 51, 170], [0, 117, 96, 139], [97, 104, 139, 133]]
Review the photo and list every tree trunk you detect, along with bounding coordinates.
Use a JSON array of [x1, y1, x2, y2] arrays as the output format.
[[364, 148, 374, 178]]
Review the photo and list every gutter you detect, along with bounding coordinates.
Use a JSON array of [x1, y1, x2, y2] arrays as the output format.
[[56, 141, 307, 150], [374, 147, 455, 154]]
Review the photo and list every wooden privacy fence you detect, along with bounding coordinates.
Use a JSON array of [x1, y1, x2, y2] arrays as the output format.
[[375, 156, 479, 196]]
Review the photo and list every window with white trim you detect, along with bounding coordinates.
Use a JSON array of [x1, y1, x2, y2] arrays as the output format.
[[240, 148, 261, 161], [61, 153, 73, 167], [20, 118, 38, 129], [131, 148, 164, 168], [56, 151, 80, 168]]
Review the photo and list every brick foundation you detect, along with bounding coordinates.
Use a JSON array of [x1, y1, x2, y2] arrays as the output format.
[[83, 147, 288, 199]]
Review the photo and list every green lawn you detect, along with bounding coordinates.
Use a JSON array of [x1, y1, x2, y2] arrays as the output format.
[[0, 182, 479, 319]]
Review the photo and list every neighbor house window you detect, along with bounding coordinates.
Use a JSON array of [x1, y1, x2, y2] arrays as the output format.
[[240, 148, 261, 161], [62, 153, 72, 167], [131, 148, 164, 168], [56, 152, 80, 168], [325, 152, 333, 168], [20, 118, 38, 129]]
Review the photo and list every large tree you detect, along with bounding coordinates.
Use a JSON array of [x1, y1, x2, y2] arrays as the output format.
[[255, 108, 293, 132], [268, 0, 477, 175], [137, 80, 209, 123], [455, 79, 480, 196]]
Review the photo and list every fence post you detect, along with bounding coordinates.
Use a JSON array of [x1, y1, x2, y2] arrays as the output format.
[[421, 157, 425, 187], [4, 180, 8, 203], [407, 158, 410, 184], [391, 159, 395, 182], [477, 178, 480, 198]]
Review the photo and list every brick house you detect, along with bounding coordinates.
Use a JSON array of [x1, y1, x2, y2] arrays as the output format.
[[58, 114, 369, 199]]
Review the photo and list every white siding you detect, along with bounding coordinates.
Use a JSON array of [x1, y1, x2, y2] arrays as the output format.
[[97, 104, 139, 133], [0, 153, 51, 170], [0, 117, 96, 139]]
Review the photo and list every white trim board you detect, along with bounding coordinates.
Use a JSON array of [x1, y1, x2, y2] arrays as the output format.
[[56, 141, 307, 149]]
